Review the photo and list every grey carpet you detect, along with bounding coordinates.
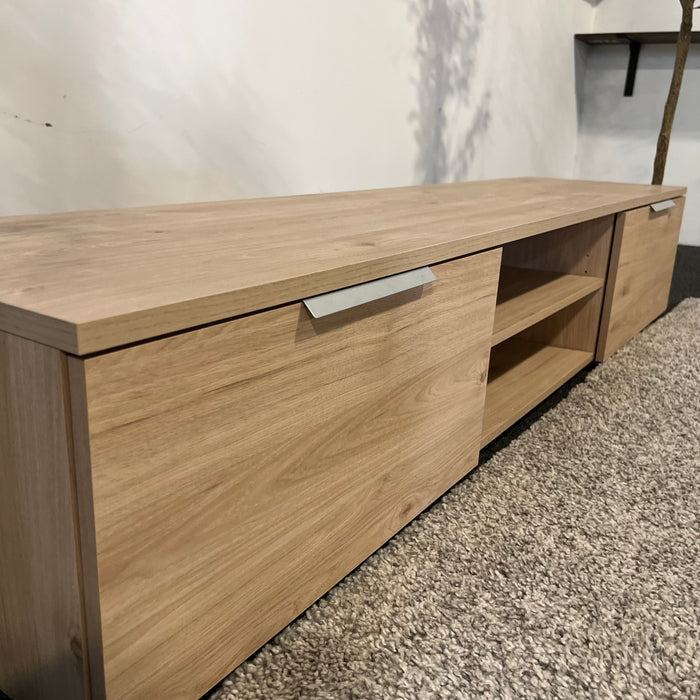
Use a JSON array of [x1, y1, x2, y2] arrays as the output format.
[[209, 298, 700, 700]]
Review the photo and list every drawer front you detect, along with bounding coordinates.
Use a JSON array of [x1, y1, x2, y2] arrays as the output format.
[[597, 198, 684, 361], [73, 250, 501, 700]]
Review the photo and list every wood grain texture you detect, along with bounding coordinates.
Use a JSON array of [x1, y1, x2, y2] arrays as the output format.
[[0, 178, 684, 354], [0, 332, 88, 700], [500, 215, 614, 279], [66, 361, 107, 700], [76, 250, 501, 700], [520, 291, 605, 354], [501, 216, 614, 353], [481, 339, 593, 446], [492, 267, 604, 346], [596, 199, 685, 361]]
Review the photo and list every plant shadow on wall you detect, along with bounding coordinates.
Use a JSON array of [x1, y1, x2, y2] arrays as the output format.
[[409, 0, 491, 184]]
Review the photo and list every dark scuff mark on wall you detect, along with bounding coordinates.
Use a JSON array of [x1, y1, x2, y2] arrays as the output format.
[[2, 111, 54, 127]]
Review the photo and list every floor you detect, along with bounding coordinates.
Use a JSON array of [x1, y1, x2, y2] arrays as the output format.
[[1, 245, 697, 700], [667, 244, 700, 311]]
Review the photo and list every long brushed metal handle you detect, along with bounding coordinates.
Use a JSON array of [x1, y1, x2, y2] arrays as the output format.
[[303, 267, 436, 318], [650, 200, 676, 213]]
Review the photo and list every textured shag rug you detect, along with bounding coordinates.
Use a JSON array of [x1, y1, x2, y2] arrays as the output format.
[[209, 299, 700, 700]]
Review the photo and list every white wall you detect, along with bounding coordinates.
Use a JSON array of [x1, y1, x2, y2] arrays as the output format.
[[0, 0, 594, 217], [593, 0, 681, 32], [576, 1, 699, 245]]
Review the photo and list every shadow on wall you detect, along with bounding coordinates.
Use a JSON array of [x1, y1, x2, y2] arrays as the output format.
[[409, 0, 490, 184]]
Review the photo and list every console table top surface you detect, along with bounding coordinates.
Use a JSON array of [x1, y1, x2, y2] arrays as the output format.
[[0, 177, 685, 355]]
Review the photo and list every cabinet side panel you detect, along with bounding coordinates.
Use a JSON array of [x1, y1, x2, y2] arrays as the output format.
[[0, 332, 87, 700], [597, 198, 685, 361]]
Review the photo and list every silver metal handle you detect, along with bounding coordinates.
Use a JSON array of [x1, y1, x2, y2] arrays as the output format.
[[650, 200, 676, 213], [303, 267, 436, 319]]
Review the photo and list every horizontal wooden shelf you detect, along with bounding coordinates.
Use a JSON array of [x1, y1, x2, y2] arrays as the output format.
[[481, 339, 593, 447], [491, 267, 604, 346]]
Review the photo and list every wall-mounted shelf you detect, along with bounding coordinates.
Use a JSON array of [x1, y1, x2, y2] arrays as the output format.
[[576, 32, 700, 46], [575, 32, 700, 97]]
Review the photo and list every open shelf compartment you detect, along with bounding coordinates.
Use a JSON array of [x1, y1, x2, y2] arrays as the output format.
[[481, 337, 593, 447], [492, 266, 603, 346], [480, 218, 613, 448]]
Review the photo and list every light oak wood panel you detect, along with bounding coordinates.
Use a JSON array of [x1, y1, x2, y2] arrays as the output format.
[[0, 179, 684, 354], [501, 215, 614, 353], [481, 339, 593, 447], [596, 199, 685, 361], [0, 332, 88, 700], [519, 291, 604, 354], [500, 215, 614, 278], [492, 267, 604, 346], [75, 250, 501, 700], [66, 363, 107, 700]]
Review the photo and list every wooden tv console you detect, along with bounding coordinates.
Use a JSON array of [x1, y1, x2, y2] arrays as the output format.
[[0, 178, 686, 700]]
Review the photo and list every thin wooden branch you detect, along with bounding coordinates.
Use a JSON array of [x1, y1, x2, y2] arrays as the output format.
[[652, 0, 695, 185]]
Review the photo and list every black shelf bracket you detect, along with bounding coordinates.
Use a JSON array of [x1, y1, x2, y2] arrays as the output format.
[[624, 40, 641, 97]]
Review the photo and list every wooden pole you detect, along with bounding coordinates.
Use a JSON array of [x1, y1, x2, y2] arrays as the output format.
[[652, 0, 695, 185]]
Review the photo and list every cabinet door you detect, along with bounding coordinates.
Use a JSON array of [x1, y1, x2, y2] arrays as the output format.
[[70, 249, 501, 700], [597, 198, 684, 361]]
